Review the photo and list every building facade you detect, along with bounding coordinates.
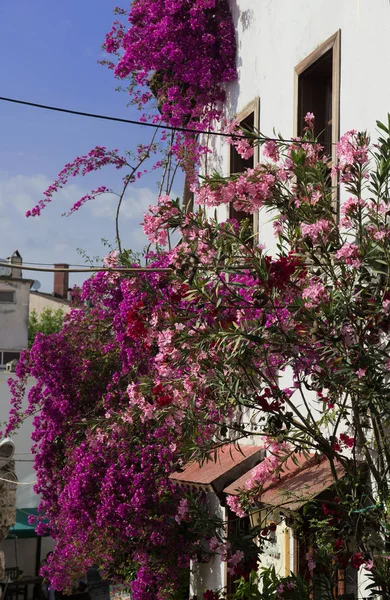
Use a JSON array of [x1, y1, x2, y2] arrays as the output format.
[[177, 2, 390, 598], [0, 251, 33, 369]]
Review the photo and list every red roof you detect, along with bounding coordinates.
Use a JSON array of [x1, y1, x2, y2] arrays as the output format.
[[169, 444, 264, 493], [224, 454, 345, 511]]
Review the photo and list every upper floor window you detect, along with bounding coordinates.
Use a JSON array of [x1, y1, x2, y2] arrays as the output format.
[[295, 31, 341, 166], [229, 98, 260, 234], [0, 291, 15, 303]]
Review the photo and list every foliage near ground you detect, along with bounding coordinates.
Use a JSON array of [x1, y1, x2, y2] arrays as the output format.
[[28, 307, 65, 348]]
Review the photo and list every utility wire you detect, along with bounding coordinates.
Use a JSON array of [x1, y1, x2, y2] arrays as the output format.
[[0, 262, 171, 274], [0, 95, 323, 145], [16, 261, 106, 268]]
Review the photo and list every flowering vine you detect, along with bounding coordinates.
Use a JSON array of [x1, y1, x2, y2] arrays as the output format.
[[8, 9, 390, 592]]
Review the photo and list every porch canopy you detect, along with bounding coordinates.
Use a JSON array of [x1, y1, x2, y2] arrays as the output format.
[[7, 507, 49, 539], [170, 443, 264, 493], [224, 453, 345, 511]]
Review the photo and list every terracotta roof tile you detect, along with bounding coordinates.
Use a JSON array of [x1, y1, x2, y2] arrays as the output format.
[[169, 444, 264, 493], [224, 454, 345, 512]]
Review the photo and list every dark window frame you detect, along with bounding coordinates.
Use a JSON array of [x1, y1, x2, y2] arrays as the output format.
[[0, 290, 15, 303], [294, 31, 341, 208], [228, 98, 260, 240]]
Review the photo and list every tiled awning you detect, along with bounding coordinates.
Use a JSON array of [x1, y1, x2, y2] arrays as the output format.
[[224, 454, 345, 511], [170, 443, 264, 493]]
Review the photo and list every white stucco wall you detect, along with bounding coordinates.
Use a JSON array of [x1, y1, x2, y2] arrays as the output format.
[[0, 279, 32, 352], [29, 293, 70, 316], [205, 0, 390, 253], [189, 494, 226, 598], [195, 1, 386, 596], [0, 374, 38, 508], [0, 374, 55, 576]]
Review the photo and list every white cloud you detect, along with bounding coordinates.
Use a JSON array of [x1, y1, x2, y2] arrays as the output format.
[[0, 172, 155, 291], [0, 172, 87, 217], [89, 186, 157, 221]]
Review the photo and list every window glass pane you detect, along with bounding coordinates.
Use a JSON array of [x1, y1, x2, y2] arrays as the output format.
[[3, 352, 20, 364], [298, 49, 333, 156], [0, 291, 15, 303]]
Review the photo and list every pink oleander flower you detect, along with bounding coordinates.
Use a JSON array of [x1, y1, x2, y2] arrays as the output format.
[[356, 368, 366, 379], [335, 130, 370, 183], [175, 498, 189, 523], [245, 440, 289, 492], [226, 495, 247, 518], [227, 550, 245, 575], [335, 243, 361, 268], [340, 197, 366, 228], [225, 119, 255, 160], [306, 552, 316, 574], [304, 112, 315, 128], [302, 280, 329, 308], [142, 196, 180, 245], [263, 140, 280, 162], [301, 219, 332, 244]]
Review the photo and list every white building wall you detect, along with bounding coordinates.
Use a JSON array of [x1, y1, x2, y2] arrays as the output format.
[[206, 0, 390, 252], [0, 280, 32, 351], [195, 1, 387, 596], [189, 494, 226, 598], [0, 374, 55, 576], [29, 293, 70, 316]]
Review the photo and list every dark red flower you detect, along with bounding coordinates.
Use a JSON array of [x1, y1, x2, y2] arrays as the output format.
[[351, 552, 365, 569]]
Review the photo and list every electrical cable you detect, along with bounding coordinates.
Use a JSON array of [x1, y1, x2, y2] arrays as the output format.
[[0, 262, 171, 274], [0, 95, 324, 145], [16, 261, 106, 268]]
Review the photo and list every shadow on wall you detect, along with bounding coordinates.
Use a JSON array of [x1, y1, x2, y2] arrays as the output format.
[[225, 0, 255, 115]]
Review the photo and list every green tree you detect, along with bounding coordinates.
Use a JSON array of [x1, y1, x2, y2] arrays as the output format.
[[28, 307, 65, 348]]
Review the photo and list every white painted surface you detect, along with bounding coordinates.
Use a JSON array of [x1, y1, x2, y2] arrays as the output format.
[[204, 0, 390, 251], [29, 293, 70, 316], [0, 279, 32, 351], [195, 1, 389, 596], [189, 494, 226, 598], [0, 374, 38, 509], [0, 373, 53, 576]]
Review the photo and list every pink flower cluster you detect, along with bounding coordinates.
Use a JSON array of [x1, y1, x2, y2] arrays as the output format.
[[245, 440, 289, 491], [335, 243, 361, 268], [340, 196, 367, 228], [225, 119, 255, 160], [26, 147, 126, 217], [208, 537, 245, 575], [302, 279, 329, 308], [142, 195, 180, 246], [334, 130, 370, 183], [301, 219, 332, 244], [197, 166, 277, 214], [226, 495, 246, 518]]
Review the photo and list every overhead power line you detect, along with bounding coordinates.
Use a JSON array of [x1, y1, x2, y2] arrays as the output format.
[[0, 95, 322, 145], [0, 262, 171, 274], [0, 95, 240, 138]]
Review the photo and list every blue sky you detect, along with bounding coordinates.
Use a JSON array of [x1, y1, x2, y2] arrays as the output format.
[[0, 1, 178, 291]]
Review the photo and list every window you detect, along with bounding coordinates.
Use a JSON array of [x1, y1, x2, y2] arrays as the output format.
[[0, 351, 20, 369], [294, 512, 358, 600], [3, 352, 20, 364], [226, 507, 251, 596], [228, 98, 260, 236], [0, 290, 15, 303], [294, 31, 341, 166]]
